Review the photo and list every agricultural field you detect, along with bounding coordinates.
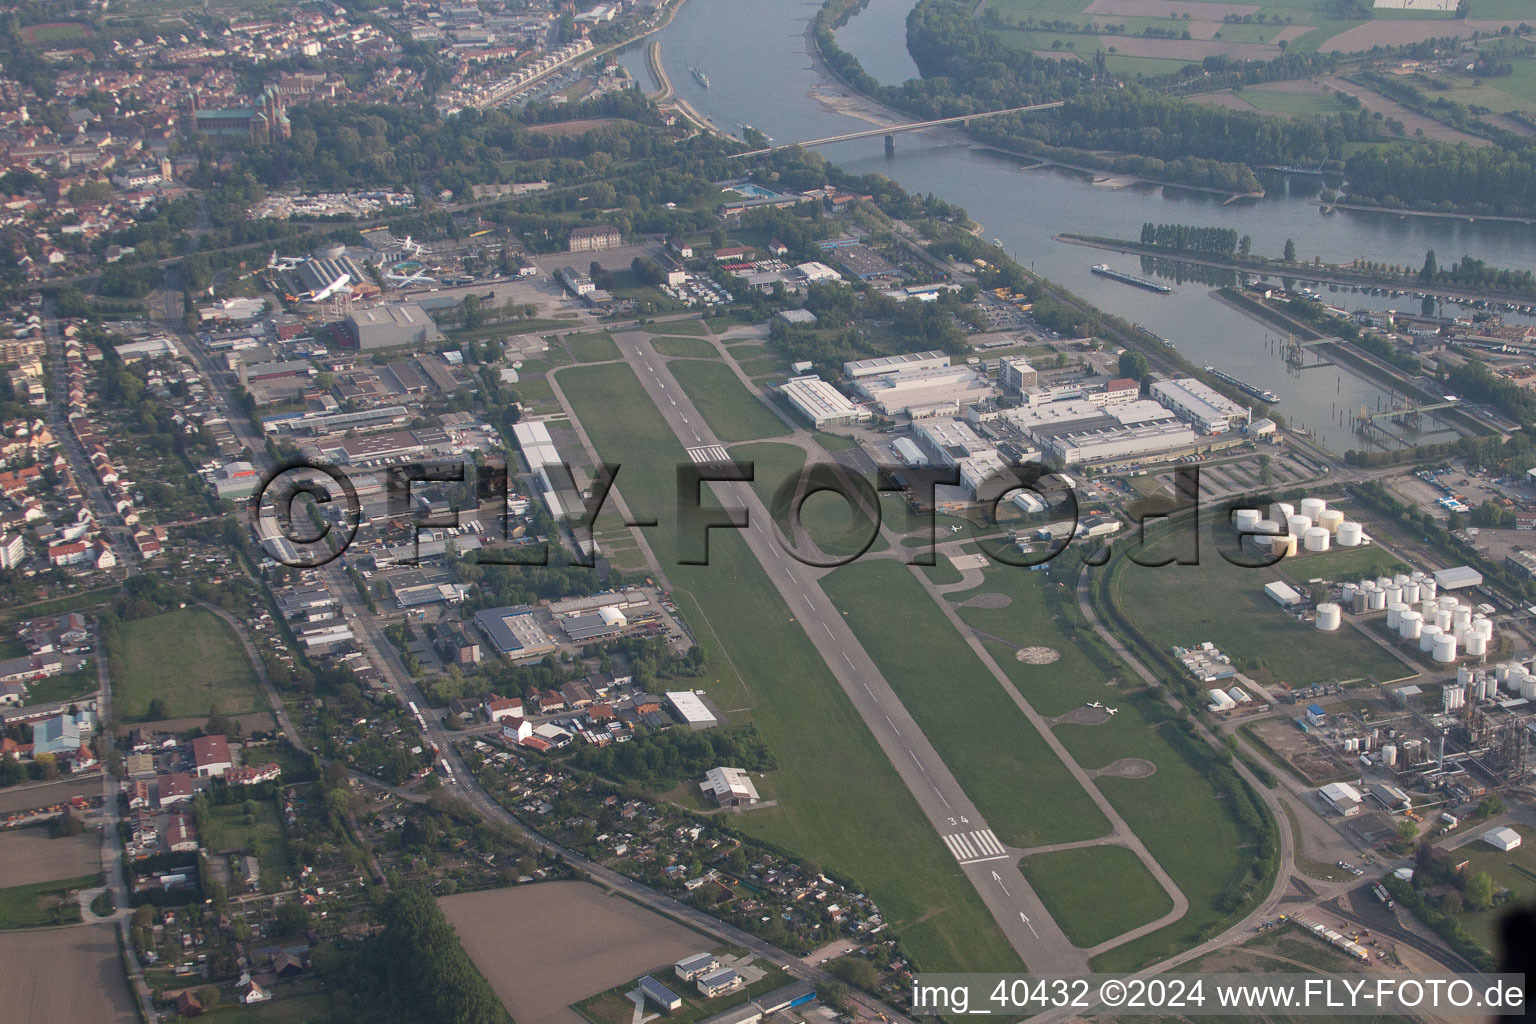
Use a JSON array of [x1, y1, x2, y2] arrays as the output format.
[[651, 335, 718, 358], [1020, 845, 1173, 947], [559, 362, 1025, 973], [112, 608, 263, 721], [670, 360, 791, 443], [0, 925, 136, 1022], [1108, 523, 1410, 689], [0, 831, 101, 888], [441, 882, 707, 1024], [822, 558, 1111, 849], [1237, 86, 1357, 117]]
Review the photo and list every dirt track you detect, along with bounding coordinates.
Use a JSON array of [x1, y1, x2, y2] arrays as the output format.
[[0, 924, 136, 1023], [440, 882, 709, 1024], [0, 830, 99, 887]]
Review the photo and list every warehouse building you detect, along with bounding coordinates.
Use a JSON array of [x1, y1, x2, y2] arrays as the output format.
[[1319, 781, 1363, 818], [843, 350, 950, 379], [473, 607, 558, 659], [561, 608, 626, 642], [1046, 421, 1195, 466], [666, 690, 718, 729], [778, 376, 870, 428], [339, 303, 444, 351], [1484, 826, 1522, 852], [1434, 566, 1483, 590], [1151, 378, 1245, 435], [701, 766, 760, 807], [638, 976, 682, 1013], [1265, 581, 1302, 607]]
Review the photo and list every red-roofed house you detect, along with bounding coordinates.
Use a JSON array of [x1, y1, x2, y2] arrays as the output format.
[[158, 772, 194, 806], [191, 735, 231, 777], [48, 540, 90, 567], [225, 762, 280, 786]]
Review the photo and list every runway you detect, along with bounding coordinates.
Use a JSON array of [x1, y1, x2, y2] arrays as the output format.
[[596, 330, 1089, 973]]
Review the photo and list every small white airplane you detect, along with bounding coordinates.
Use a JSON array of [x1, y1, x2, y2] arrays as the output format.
[[1086, 701, 1104, 709], [1105, 707, 1119, 716], [948, 525, 962, 534]]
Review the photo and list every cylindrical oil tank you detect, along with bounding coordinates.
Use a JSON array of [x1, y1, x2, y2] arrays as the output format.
[[1467, 633, 1488, 659], [1234, 508, 1261, 533], [1272, 535, 1297, 558], [1271, 502, 1295, 523], [1439, 595, 1460, 612], [1376, 576, 1394, 590], [1316, 603, 1341, 631], [1458, 665, 1472, 686], [1385, 584, 1403, 604], [1399, 611, 1422, 640], [1304, 527, 1330, 552], [1353, 589, 1369, 614], [1394, 573, 1411, 587], [1454, 605, 1472, 627], [1401, 582, 1420, 604], [1319, 509, 1345, 534], [1434, 608, 1453, 630], [1301, 497, 1327, 521], [1342, 582, 1358, 605], [1497, 662, 1513, 683], [1523, 678, 1536, 700], [1386, 602, 1407, 629], [1383, 744, 1398, 767], [1433, 633, 1459, 663], [1420, 623, 1443, 652], [1453, 624, 1470, 644], [1368, 588, 1386, 611], [1288, 514, 1313, 537], [1422, 580, 1437, 600], [1337, 521, 1363, 547], [1255, 518, 1280, 535]]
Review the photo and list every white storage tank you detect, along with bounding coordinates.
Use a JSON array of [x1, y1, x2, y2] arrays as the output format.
[[1387, 602, 1407, 629], [1255, 518, 1280, 535], [1422, 579, 1437, 600], [1337, 521, 1363, 547], [1272, 534, 1297, 558], [1394, 573, 1411, 587], [1458, 665, 1472, 686], [1288, 514, 1313, 537], [1433, 633, 1459, 663], [1524, 678, 1536, 700], [1376, 576, 1393, 590], [1420, 623, 1443, 652], [1234, 508, 1261, 534], [1453, 606, 1472, 629], [1383, 744, 1398, 767], [1434, 608, 1453, 630], [1385, 584, 1403, 604], [1401, 582, 1420, 604], [1270, 502, 1295, 523], [1497, 662, 1513, 683], [1438, 595, 1460, 612], [1368, 587, 1387, 611], [1342, 582, 1358, 606], [1316, 603, 1341, 631], [1399, 610, 1422, 640], [1301, 497, 1327, 521], [1304, 526, 1331, 552], [1467, 633, 1488, 659], [1319, 509, 1345, 534]]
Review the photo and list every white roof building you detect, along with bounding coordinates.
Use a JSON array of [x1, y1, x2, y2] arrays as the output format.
[[1265, 581, 1302, 607], [666, 690, 718, 729], [1151, 378, 1245, 434], [1484, 826, 1522, 852], [778, 376, 870, 428], [1319, 781, 1363, 817]]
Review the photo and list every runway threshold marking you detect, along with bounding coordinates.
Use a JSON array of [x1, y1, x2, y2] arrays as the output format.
[[686, 445, 730, 463], [942, 829, 1009, 864]]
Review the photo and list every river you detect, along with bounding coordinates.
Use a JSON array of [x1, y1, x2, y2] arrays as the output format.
[[620, 0, 1536, 452]]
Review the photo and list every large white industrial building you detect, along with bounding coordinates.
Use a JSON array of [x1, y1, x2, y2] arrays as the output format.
[[843, 350, 950, 379], [1047, 421, 1196, 465], [1151, 378, 1246, 435], [989, 396, 1193, 466], [853, 364, 994, 418], [777, 375, 871, 428], [512, 420, 568, 518]]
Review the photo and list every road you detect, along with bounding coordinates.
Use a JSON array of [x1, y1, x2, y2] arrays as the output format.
[[546, 330, 1089, 973]]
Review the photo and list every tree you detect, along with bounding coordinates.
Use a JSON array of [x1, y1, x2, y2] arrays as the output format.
[[146, 698, 168, 721], [1464, 870, 1495, 912], [1239, 234, 1251, 256], [1118, 350, 1149, 381], [1476, 794, 1504, 818], [1420, 249, 1438, 284], [1283, 238, 1296, 262]]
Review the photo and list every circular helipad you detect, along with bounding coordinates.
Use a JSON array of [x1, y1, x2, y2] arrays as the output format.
[[960, 593, 1011, 609], [1095, 757, 1157, 779], [1015, 646, 1060, 664]]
